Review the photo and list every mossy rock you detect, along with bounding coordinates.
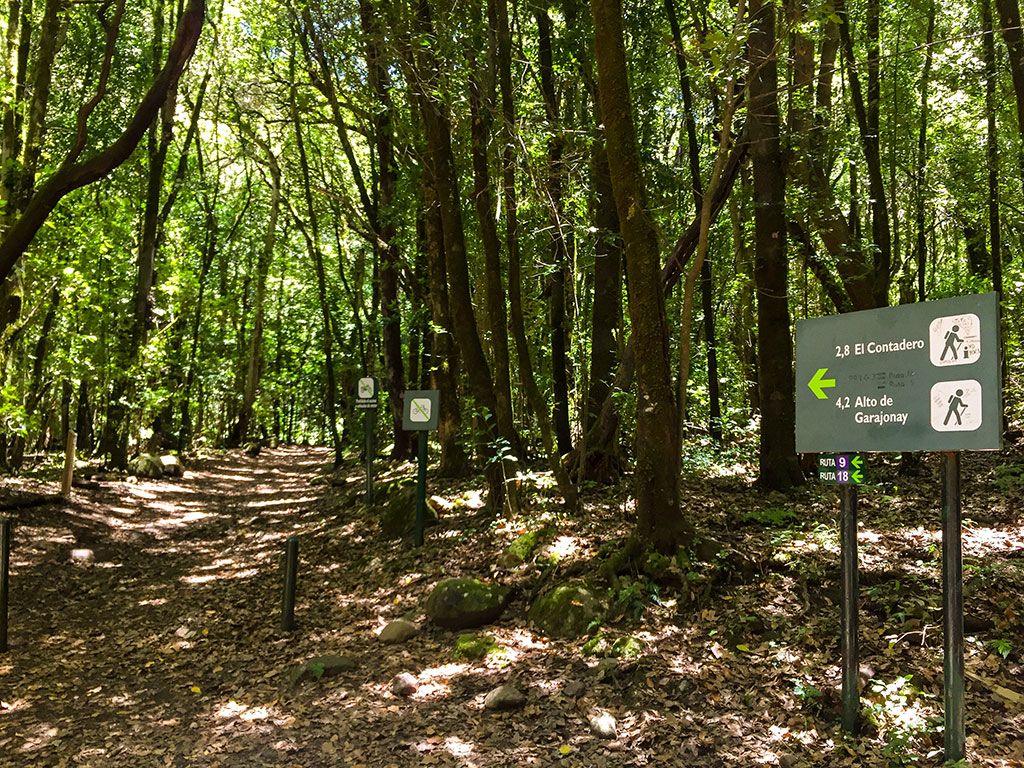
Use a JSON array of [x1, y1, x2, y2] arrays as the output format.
[[379, 479, 439, 540], [530, 583, 604, 639], [424, 578, 510, 629], [500, 528, 548, 567], [128, 453, 164, 479], [610, 636, 644, 659], [454, 633, 498, 661], [287, 654, 356, 685]]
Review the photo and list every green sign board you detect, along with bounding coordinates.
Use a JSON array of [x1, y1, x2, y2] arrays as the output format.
[[402, 390, 440, 431], [818, 454, 865, 484], [796, 293, 1002, 453]]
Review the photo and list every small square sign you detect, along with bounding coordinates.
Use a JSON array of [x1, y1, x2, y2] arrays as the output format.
[[402, 390, 439, 431], [929, 314, 982, 367], [354, 376, 379, 410], [930, 380, 983, 432]]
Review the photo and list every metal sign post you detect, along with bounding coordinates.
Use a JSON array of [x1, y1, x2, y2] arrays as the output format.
[[796, 293, 1002, 755], [354, 377, 379, 505], [402, 390, 440, 547], [942, 451, 965, 761], [839, 484, 859, 733]]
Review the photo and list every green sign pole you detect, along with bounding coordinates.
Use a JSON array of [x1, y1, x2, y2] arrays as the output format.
[[942, 451, 965, 762], [840, 485, 859, 733], [414, 431, 428, 547]]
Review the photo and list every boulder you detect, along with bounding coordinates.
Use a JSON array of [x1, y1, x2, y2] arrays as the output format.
[[379, 619, 418, 644], [128, 453, 164, 479], [529, 583, 604, 639], [424, 578, 510, 629], [243, 442, 261, 457], [69, 548, 95, 564], [379, 480, 439, 540], [483, 685, 526, 711]]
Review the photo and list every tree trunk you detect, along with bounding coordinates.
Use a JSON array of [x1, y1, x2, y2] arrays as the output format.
[[534, 2, 573, 456], [996, 0, 1024, 207], [591, 0, 687, 552], [749, 0, 803, 490], [412, 0, 506, 508], [359, 0, 414, 460]]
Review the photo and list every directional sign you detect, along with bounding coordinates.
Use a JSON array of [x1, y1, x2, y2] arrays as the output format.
[[796, 293, 1002, 453], [818, 454, 866, 484], [402, 390, 440, 431], [355, 377, 379, 410]]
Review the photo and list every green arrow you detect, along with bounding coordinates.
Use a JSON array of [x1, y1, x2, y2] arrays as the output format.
[[808, 368, 836, 399], [851, 469, 863, 483], [851, 455, 863, 470]]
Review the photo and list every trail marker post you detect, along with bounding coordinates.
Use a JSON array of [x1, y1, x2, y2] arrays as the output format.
[[402, 390, 439, 547], [1, 516, 10, 653], [796, 293, 1001, 758], [354, 377, 379, 504]]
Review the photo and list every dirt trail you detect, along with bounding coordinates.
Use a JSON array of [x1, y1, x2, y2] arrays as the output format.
[[1, 448, 335, 767], [2, 447, 1024, 767]]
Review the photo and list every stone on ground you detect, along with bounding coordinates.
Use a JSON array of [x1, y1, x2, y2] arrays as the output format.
[[424, 578, 510, 629], [483, 684, 526, 711], [453, 633, 497, 661], [379, 619, 418, 644], [392, 672, 418, 697], [287, 654, 356, 685], [69, 548, 95, 564], [529, 583, 603, 639], [128, 453, 164, 479], [590, 711, 617, 739], [498, 528, 548, 568], [159, 454, 184, 477]]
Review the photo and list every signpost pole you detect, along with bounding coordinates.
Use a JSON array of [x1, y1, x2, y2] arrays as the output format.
[[365, 411, 374, 505], [942, 451, 965, 762], [840, 484, 859, 733], [1, 516, 10, 653], [414, 431, 427, 547], [281, 536, 299, 632]]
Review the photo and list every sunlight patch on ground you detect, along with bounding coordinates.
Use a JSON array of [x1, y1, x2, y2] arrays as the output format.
[[215, 700, 274, 721], [181, 567, 258, 584], [0, 697, 29, 713]]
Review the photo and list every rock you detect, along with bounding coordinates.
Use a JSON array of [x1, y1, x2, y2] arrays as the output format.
[[779, 753, 802, 768], [590, 711, 617, 739], [529, 583, 604, 639], [287, 654, 356, 685], [499, 529, 548, 568], [454, 633, 497, 661], [378, 480, 439, 539], [424, 578, 510, 629], [128, 453, 164, 479], [595, 658, 620, 680], [159, 454, 184, 477], [610, 636, 644, 659], [69, 548, 95, 564], [563, 680, 586, 699], [483, 684, 526, 711], [243, 442, 261, 457], [379, 619, 419, 644], [392, 672, 418, 697]]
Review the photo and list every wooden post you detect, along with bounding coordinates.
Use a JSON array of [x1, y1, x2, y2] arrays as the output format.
[[61, 430, 77, 497]]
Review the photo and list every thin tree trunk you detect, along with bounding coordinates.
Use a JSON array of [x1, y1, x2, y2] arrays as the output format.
[[916, 1, 935, 301], [591, 0, 687, 552], [749, 0, 803, 490], [996, 0, 1024, 208]]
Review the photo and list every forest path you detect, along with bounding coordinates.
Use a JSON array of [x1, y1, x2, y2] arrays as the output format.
[[2, 448, 1024, 767], [1, 447, 340, 767]]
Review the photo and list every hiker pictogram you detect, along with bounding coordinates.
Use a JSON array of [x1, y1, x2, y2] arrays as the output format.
[[931, 380, 982, 432], [929, 313, 981, 367]]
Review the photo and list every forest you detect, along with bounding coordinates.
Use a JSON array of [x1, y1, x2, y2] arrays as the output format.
[[1, 0, 1024, 765]]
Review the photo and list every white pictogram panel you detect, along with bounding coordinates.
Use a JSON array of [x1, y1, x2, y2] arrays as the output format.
[[930, 379, 982, 432], [929, 313, 981, 366]]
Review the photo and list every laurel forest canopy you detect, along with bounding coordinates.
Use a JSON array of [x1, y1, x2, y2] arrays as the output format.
[[1, 0, 1023, 552]]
